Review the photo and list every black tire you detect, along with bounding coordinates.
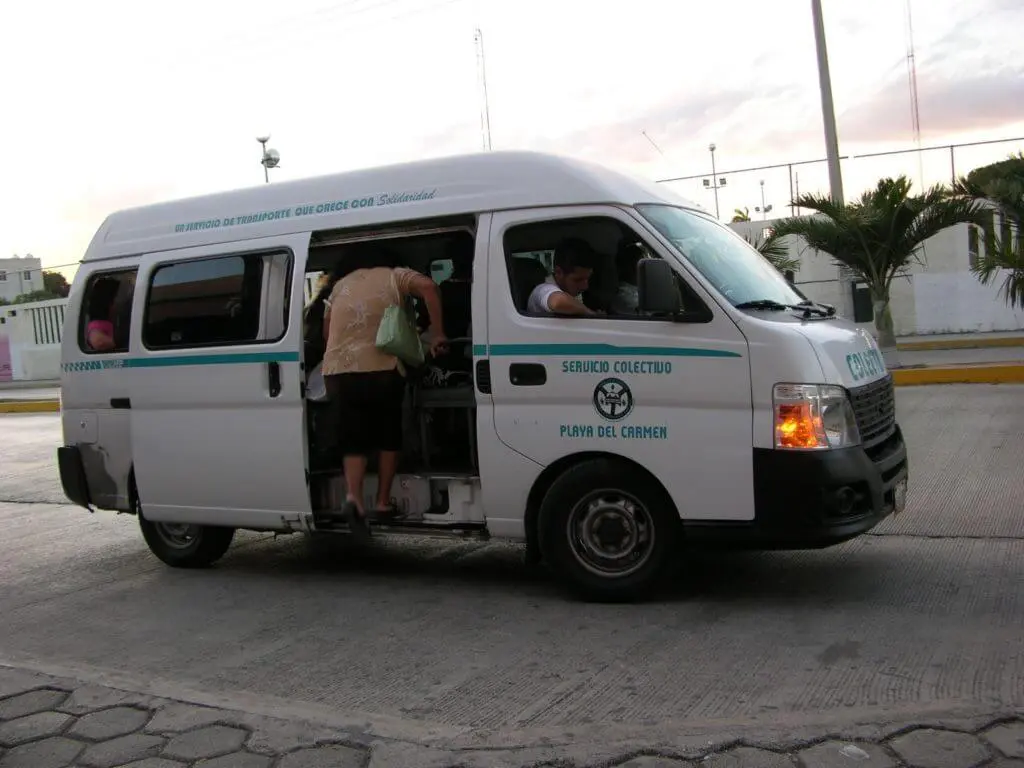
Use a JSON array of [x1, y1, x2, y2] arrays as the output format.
[[138, 515, 236, 568], [537, 458, 680, 602]]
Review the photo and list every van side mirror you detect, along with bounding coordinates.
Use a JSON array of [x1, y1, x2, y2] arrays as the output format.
[[637, 258, 682, 316]]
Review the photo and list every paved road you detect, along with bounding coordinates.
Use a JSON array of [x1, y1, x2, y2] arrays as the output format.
[[1, 385, 1022, 752]]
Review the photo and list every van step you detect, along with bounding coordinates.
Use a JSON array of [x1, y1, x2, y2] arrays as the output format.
[[312, 516, 488, 537], [407, 472, 480, 481], [308, 469, 480, 481]]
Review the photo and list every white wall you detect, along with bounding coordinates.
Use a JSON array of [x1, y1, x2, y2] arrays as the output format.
[[728, 218, 1023, 337], [914, 273, 1024, 333]]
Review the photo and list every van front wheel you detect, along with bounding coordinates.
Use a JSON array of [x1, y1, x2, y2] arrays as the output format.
[[538, 459, 680, 602], [139, 517, 235, 568]]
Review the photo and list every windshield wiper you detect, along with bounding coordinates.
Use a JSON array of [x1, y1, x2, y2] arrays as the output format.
[[799, 299, 837, 317], [735, 299, 833, 318]]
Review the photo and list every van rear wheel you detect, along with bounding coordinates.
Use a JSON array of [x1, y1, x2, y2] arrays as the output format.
[[139, 516, 235, 568], [538, 459, 680, 602]]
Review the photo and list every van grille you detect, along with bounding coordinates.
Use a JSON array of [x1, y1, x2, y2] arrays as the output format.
[[848, 374, 896, 446]]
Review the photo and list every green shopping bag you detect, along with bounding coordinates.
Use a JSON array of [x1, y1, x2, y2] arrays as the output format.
[[376, 298, 425, 367]]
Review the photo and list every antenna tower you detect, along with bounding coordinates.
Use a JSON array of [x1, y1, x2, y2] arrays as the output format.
[[905, 0, 925, 188], [474, 28, 493, 151]]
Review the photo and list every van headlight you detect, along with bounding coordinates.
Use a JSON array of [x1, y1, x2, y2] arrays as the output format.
[[773, 384, 860, 450]]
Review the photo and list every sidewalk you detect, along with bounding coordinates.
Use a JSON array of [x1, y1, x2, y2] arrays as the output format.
[[897, 330, 1024, 351], [0, 381, 60, 413], [891, 345, 1024, 386], [1, 663, 1021, 768], [0, 380, 59, 391]]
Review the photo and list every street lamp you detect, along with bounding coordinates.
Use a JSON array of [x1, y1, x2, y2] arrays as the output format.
[[755, 180, 774, 220], [257, 135, 281, 183], [702, 143, 727, 219]]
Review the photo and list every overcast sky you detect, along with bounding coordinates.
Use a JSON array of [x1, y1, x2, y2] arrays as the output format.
[[3, 0, 1023, 277]]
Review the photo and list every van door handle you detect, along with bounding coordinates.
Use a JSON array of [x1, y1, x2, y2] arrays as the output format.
[[110, 397, 131, 410], [268, 362, 282, 398], [509, 363, 546, 386]]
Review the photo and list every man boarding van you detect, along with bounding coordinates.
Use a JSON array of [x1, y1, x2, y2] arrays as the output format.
[[57, 151, 908, 602]]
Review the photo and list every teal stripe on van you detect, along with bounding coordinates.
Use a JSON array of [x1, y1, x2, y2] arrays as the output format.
[[62, 351, 300, 372], [65, 344, 740, 373], [475, 343, 742, 359], [130, 351, 300, 368]]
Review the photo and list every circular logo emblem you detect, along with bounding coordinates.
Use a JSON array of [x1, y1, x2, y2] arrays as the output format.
[[593, 378, 634, 421]]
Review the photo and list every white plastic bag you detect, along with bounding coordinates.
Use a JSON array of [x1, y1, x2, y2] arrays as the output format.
[[306, 362, 329, 402]]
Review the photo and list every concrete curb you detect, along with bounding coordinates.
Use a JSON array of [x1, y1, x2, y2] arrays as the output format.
[[0, 400, 60, 414], [892, 363, 1024, 386], [897, 335, 1024, 351]]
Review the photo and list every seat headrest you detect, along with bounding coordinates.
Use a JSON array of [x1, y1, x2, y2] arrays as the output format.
[[509, 258, 550, 311]]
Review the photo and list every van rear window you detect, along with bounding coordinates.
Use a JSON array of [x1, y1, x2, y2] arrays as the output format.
[[79, 269, 137, 354]]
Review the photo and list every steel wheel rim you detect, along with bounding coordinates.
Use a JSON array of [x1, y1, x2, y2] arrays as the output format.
[[566, 489, 654, 578], [154, 523, 200, 549]]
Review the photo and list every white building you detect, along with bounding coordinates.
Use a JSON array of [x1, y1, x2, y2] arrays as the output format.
[[0, 255, 42, 303], [729, 219, 1024, 337]]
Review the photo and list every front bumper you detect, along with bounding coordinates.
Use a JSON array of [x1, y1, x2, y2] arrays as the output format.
[[686, 425, 908, 549]]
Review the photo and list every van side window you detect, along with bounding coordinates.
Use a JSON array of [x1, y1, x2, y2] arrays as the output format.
[[503, 216, 702, 319], [143, 252, 290, 349], [79, 269, 138, 354]]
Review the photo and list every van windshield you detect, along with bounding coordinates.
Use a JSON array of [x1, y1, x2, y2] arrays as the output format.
[[636, 204, 806, 308]]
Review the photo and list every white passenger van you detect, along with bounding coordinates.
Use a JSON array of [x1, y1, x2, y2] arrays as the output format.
[[57, 151, 908, 601]]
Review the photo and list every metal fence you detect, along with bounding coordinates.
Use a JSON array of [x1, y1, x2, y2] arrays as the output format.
[[657, 136, 1024, 219]]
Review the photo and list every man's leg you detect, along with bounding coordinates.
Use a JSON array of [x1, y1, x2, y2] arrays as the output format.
[[375, 451, 399, 510], [373, 369, 406, 514], [330, 373, 372, 540], [343, 455, 368, 514]]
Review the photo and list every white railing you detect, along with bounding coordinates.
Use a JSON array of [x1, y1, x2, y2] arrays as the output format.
[[27, 299, 67, 345]]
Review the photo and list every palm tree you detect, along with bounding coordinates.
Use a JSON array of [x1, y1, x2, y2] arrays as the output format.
[[951, 154, 1024, 309], [743, 232, 801, 276], [731, 207, 751, 223], [767, 176, 985, 363]]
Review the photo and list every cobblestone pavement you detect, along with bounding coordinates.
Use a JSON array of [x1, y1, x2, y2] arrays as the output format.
[[1, 667, 1023, 767]]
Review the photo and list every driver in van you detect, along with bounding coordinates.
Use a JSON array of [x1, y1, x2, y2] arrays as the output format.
[[526, 238, 600, 317]]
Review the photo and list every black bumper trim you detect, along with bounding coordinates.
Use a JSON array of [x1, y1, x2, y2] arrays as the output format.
[[684, 426, 908, 550], [57, 445, 93, 511]]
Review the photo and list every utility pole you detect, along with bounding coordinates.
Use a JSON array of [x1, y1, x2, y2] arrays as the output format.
[[810, 0, 854, 318], [811, 1, 843, 207]]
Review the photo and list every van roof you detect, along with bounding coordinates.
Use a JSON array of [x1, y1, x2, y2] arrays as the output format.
[[82, 150, 704, 262]]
